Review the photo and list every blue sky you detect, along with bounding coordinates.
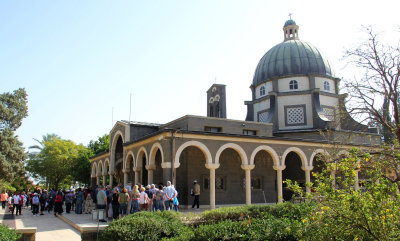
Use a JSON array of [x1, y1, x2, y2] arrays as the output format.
[[1, 0, 399, 149]]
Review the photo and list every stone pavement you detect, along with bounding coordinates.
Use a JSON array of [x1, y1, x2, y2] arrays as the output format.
[[0, 205, 81, 241]]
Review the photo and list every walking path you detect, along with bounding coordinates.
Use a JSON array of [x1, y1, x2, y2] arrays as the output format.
[[0, 206, 81, 241], [0, 204, 208, 241]]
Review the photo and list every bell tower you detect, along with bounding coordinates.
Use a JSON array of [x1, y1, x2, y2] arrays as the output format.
[[207, 84, 226, 118], [283, 14, 299, 41]]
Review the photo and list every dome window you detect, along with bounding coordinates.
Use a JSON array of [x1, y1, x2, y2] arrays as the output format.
[[324, 81, 330, 91], [209, 97, 214, 103], [289, 80, 298, 90], [215, 95, 220, 101], [260, 86, 266, 96]]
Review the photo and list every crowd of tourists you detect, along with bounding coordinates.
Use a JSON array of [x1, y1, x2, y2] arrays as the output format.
[[0, 179, 201, 222]]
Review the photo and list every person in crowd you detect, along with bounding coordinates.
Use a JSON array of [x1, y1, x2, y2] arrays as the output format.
[[149, 184, 158, 212], [21, 191, 27, 209], [164, 181, 176, 211], [139, 186, 149, 211], [72, 189, 76, 212], [7, 194, 13, 213], [192, 180, 201, 209], [32, 193, 40, 216], [39, 190, 47, 215], [12, 191, 22, 216], [131, 185, 140, 214], [173, 188, 179, 212], [154, 185, 164, 211], [96, 186, 107, 222], [53, 190, 63, 216], [83, 191, 94, 214], [118, 188, 129, 218], [75, 188, 85, 214], [106, 186, 112, 219], [111, 189, 120, 219], [1, 190, 8, 209], [65, 190, 74, 213]]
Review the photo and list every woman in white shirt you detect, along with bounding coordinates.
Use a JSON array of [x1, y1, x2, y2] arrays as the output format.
[[138, 187, 149, 211]]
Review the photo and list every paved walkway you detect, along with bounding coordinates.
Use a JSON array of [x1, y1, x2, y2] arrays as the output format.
[[0, 205, 81, 241]]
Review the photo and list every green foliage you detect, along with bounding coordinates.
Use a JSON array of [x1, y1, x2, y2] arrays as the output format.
[[0, 88, 28, 131], [200, 202, 314, 223], [0, 224, 21, 241], [0, 88, 28, 182], [101, 211, 186, 241], [287, 148, 400, 240], [71, 148, 92, 185], [27, 136, 86, 189], [88, 134, 109, 155]]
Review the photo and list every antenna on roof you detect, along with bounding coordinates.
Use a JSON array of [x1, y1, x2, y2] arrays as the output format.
[[129, 93, 132, 123], [289, 13, 292, 19]]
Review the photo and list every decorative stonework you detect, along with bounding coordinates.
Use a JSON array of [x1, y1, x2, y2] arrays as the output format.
[[258, 109, 269, 123], [285, 105, 306, 126], [322, 105, 335, 121]]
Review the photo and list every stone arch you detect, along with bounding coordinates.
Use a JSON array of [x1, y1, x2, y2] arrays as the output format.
[[136, 147, 148, 185], [124, 151, 135, 170], [281, 147, 307, 168], [310, 149, 329, 167], [136, 147, 148, 168], [149, 142, 164, 167], [91, 162, 97, 177], [110, 130, 124, 172], [215, 143, 248, 165], [104, 158, 110, 175], [250, 145, 280, 167], [175, 141, 212, 166], [97, 160, 103, 177]]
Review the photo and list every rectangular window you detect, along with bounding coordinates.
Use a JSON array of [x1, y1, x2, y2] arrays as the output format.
[[284, 105, 307, 126], [243, 129, 257, 135], [204, 126, 222, 133], [242, 177, 263, 190], [203, 176, 226, 190]]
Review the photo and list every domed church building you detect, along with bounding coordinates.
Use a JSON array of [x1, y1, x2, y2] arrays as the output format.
[[90, 19, 380, 208]]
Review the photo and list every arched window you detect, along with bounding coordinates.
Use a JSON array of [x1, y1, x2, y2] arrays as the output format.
[[324, 81, 330, 91], [260, 86, 266, 96], [289, 80, 298, 90]]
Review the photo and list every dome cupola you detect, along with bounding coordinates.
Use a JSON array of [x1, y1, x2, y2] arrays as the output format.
[[252, 19, 335, 86]]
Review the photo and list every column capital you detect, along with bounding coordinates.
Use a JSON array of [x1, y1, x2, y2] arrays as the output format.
[[145, 164, 156, 171], [161, 162, 180, 169], [302, 166, 313, 171], [273, 165, 286, 171], [108, 171, 115, 175], [122, 169, 128, 174], [241, 164, 255, 171], [133, 167, 141, 172], [205, 163, 220, 170]]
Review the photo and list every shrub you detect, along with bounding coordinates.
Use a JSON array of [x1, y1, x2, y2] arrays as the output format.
[[200, 202, 314, 223], [0, 224, 21, 241], [100, 211, 185, 241]]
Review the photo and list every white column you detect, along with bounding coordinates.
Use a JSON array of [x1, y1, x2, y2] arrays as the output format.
[[355, 170, 359, 190], [102, 175, 106, 186], [134, 167, 140, 184], [331, 170, 336, 189], [273, 165, 285, 203], [205, 164, 219, 209], [123, 170, 128, 187], [241, 164, 255, 205], [96, 176, 100, 186], [146, 165, 155, 185], [109, 173, 114, 187]]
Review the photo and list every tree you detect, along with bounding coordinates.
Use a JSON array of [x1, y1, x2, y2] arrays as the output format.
[[27, 136, 85, 190], [0, 88, 28, 181], [71, 148, 92, 186], [287, 149, 400, 240], [344, 27, 400, 144], [88, 134, 110, 155]]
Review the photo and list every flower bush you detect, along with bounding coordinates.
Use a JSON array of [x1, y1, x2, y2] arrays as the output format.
[[0, 224, 21, 241]]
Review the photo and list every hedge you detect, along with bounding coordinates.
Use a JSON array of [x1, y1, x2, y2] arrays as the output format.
[[0, 224, 21, 241]]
